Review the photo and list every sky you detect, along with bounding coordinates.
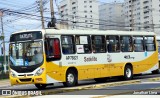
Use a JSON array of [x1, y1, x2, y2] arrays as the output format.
[[0, 0, 124, 55]]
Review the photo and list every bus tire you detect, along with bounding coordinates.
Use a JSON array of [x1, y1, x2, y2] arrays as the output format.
[[124, 65, 133, 80], [63, 70, 77, 87], [35, 84, 47, 89]]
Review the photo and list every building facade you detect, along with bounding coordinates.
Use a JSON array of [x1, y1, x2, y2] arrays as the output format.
[[59, 0, 99, 30], [99, 2, 125, 30], [124, 0, 160, 34]]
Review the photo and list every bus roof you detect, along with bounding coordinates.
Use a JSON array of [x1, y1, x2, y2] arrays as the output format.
[[12, 29, 156, 36], [45, 29, 155, 36]]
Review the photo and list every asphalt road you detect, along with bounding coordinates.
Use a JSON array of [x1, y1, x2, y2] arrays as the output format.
[[0, 73, 160, 98], [0, 73, 160, 90], [0, 73, 159, 91]]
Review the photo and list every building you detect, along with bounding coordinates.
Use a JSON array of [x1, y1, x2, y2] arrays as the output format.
[[124, 0, 160, 34], [59, 0, 99, 30], [99, 2, 125, 30]]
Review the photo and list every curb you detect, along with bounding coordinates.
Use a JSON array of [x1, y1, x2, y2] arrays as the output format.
[[148, 77, 160, 82], [41, 80, 141, 95]]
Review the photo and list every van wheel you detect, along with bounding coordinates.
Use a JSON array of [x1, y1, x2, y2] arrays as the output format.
[[124, 65, 133, 80], [35, 84, 46, 89], [63, 70, 77, 87]]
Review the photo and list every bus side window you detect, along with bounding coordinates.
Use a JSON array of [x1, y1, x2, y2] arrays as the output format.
[[107, 35, 120, 52], [120, 36, 133, 52], [133, 36, 144, 52], [76, 35, 91, 53], [45, 38, 61, 61], [92, 35, 106, 53], [61, 35, 75, 54], [145, 36, 155, 51]]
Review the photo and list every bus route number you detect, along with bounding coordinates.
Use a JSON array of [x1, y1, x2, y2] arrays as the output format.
[[66, 56, 78, 60]]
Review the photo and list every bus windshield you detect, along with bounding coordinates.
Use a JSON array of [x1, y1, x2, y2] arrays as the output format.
[[9, 41, 43, 66]]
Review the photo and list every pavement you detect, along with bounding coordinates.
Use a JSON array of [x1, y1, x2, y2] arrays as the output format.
[[0, 79, 10, 88]]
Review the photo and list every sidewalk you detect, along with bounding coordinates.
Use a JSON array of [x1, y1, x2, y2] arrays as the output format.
[[0, 79, 10, 88]]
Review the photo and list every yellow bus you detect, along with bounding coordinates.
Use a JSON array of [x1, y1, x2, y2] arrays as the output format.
[[9, 29, 159, 89]]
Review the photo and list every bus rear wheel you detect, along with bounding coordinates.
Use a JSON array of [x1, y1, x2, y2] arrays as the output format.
[[35, 84, 47, 89], [63, 70, 77, 87], [124, 65, 133, 80]]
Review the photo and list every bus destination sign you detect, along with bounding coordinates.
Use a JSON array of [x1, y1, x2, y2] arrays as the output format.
[[10, 31, 42, 42]]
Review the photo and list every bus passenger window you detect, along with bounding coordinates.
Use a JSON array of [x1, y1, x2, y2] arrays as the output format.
[[61, 35, 75, 54], [120, 36, 133, 52], [92, 35, 106, 53], [107, 35, 120, 52], [133, 36, 144, 52], [145, 36, 155, 51], [45, 38, 61, 61], [76, 35, 91, 53]]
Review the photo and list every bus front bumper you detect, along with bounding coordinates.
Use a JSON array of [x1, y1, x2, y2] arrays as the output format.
[[10, 76, 46, 86]]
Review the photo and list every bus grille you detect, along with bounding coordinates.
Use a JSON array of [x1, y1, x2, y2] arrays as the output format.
[[19, 78, 32, 82], [18, 74, 33, 77]]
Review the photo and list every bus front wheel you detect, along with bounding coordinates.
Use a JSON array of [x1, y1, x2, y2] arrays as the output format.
[[63, 70, 77, 87], [124, 65, 133, 80], [35, 84, 47, 89]]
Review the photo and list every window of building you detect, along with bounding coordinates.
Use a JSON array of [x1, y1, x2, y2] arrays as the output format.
[[107, 36, 120, 52], [84, 1, 87, 3], [84, 10, 87, 13], [133, 36, 144, 52], [90, 6, 92, 8], [120, 36, 133, 52], [72, 7, 76, 10], [145, 36, 155, 51], [72, 2, 76, 5], [76, 35, 91, 53], [92, 35, 106, 53], [61, 35, 75, 54], [90, 10, 92, 13]]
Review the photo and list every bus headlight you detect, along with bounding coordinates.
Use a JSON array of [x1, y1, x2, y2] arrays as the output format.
[[10, 71, 16, 77], [35, 68, 44, 76]]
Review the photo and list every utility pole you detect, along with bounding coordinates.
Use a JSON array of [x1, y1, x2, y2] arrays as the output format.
[[47, 0, 56, 28], [50, 0, 54, 18], [150, 9, 154, 32], [40, 0, 45, 29], [0, 11, 6, 73], [131, 0, 134, 31]]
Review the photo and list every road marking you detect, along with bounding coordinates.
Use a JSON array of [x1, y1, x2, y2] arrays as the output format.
[[141, 82, 160, 84]]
